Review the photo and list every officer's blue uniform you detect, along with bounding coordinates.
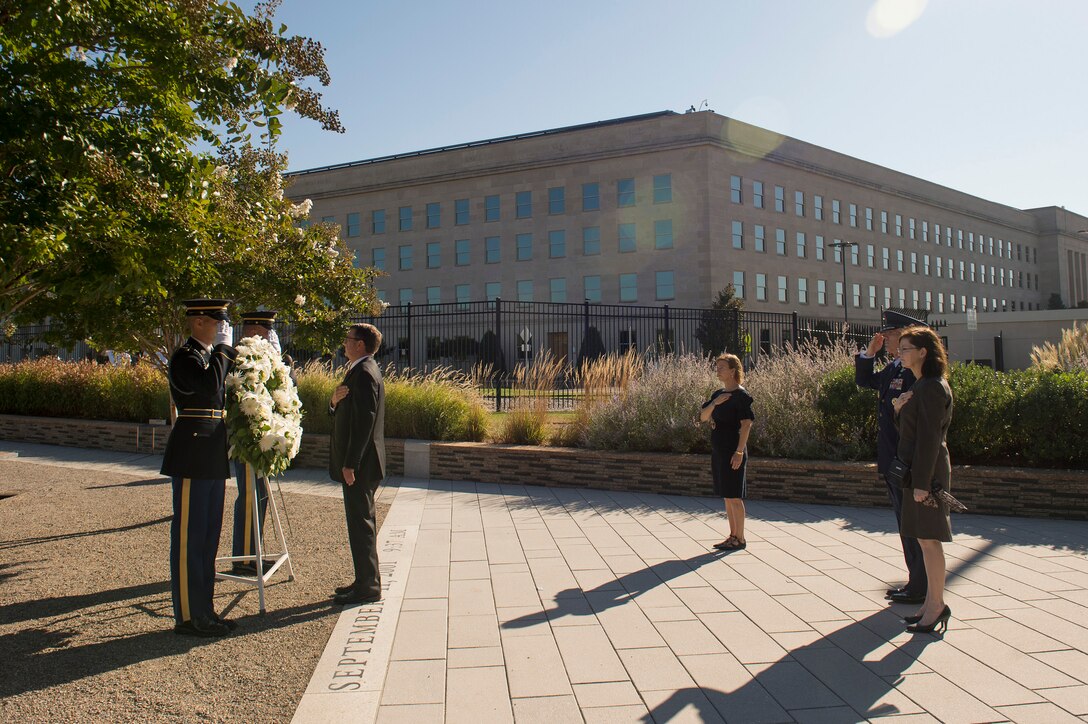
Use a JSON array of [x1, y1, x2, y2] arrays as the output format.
[[161, 300, 237, 633], [856, 315, 927, 598]]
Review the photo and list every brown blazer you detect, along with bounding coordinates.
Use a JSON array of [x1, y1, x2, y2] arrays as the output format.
[[894, 376, 953, 492]]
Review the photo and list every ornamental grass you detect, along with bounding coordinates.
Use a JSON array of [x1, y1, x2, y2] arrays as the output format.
[[0, 358, 169, 422]]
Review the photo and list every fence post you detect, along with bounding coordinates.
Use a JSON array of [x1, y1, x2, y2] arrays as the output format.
[[791, 311, 798, 348], [494, 298, 502, 413], [406, 302, 413, 370], [583, 299, 590, 360], [663, 304, 671, 353]]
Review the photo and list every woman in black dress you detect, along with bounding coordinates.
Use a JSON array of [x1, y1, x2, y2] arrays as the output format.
[[700, 353, 754, 551]]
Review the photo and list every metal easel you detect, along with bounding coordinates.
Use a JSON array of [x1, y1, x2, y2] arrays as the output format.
[[216, 461, 294, 614]]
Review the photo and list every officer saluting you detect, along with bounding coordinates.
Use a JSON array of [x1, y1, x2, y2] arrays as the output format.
[[161, 299, 238, 637], [229, 310, 280, 576], [856, 310, 928, 605]]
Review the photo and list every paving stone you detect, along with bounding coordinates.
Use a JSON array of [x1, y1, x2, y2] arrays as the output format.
[[949, 627, 1080, 689], [380, 660, 445, 705], [906, 635, 1043, 706], [1033, 650, 1088, 685], [448, 578, 496, 616], [449, 560, 490, 580], [572, 681, 643, 708], [375, 703, 445, 723], [790, 647, 923, 718], [511, 694, 582, 722], [653, 620, 728, 656], [672, 586, 736, 614], [1038, 684, 1088, 716], [745, 659, 844, 711], [638, 687, 725, 723], [581, 705, 652, 722], [448, 614, 500, 649], [678, 653, 792, 722], [996, 702, 1086, 723], [446, 666, 514, 724], [725, 589, 810, 633], [552, 625, 628, 684], [698, 611, 787, 664], [390, 608, 447, 661], [447, 645, 504, 668], [618, 647, 694, 692], [502, 631, 574, 698], [892, 671, 1003, 722]]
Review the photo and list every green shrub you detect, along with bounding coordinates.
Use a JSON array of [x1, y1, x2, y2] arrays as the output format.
[[296, 362, 488, 442], [495, 406, 549, 446], [0, 359, 169, 422], [945, 363, 1020, 464], [1012, 369, 1088, 467], [815, 364, 877, 461], [294, 362, 339, 435]]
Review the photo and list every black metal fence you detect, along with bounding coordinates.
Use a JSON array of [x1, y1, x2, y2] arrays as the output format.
[[283, 300, 884, 411], [2, 301, 889, 411]]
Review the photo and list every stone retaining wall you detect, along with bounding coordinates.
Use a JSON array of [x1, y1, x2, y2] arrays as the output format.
[[2, 414, 1084, 520]]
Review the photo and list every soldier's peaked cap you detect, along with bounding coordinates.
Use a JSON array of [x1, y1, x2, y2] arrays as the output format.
[[241, 310, 277, 328], [183, 298, 231, 321], [881, 310, 926, 331]]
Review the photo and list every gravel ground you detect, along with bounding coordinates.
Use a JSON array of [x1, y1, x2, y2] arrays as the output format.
[[0, 460, 389, 723]]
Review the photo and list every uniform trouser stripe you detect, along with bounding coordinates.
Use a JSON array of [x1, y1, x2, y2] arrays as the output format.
[[179, 478, 191, 622], [243, 463, 254, 556]]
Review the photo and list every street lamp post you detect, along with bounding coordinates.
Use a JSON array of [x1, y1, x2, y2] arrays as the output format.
[[828, 240, 859, 329]]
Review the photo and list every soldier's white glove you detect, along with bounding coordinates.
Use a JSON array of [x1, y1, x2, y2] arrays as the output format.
[[268, 327, 282, 355], [214, 319, 233, 347]]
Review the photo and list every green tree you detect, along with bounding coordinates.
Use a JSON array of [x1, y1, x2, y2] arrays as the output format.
[[1047, 293, 1067, 310], [1, 0, 376, 359], [694, 284, 745, 357]]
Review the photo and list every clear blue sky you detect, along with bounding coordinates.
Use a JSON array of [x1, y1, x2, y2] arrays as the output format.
[[274, 0, 1087, 215]]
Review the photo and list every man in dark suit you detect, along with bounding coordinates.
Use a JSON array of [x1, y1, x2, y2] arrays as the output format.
[[161, 298, 238, 636], [856, 310, 927, 605], [328, 323, 386, 605]]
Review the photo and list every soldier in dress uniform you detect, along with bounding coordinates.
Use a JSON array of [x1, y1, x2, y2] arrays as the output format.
[[229, 310, 278, 575], [161, 298, 238, 637], [856, 310, 928, 605]]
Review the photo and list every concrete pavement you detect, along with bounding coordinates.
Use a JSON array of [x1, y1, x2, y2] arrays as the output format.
[[3, 441, 1086, 722]]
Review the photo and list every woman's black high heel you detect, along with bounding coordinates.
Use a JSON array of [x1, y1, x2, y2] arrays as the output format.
[[906, 605, 951, 634], [902, 613, 923, 625]]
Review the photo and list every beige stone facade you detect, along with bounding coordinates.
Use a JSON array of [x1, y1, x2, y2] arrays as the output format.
[[286, 111, 1088, 321]]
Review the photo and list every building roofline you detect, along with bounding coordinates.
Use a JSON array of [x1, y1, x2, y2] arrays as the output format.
[[285, 111, 679, 177]]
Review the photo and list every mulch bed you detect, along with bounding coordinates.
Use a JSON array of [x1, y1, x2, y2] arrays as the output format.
[[0, 460, 388, 723]]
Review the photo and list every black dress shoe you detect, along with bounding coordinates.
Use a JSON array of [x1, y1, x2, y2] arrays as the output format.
[[333, 589, 382, 606], [174, 615, 230, 637], [334, 583, 357, 595], [212, 612, 238, 631], [886, 591, 926, 604], [886, 586, 907, 596]]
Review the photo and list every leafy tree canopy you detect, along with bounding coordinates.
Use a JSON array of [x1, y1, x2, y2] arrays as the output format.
[[0, 0, 376, 361]]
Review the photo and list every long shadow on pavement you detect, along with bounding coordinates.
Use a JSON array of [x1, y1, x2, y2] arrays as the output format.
[[0, 597, 336, 697]]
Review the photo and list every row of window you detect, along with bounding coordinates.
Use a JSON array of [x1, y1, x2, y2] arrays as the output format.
[[384, 271, 678, 306], [382, 273, 1035, 314], [730, 271, 1033, 312], [325, 175, 674, 237], [729, 222, 1038, 289], [728, 176, 1035, 262], [368, 222, 677, 270]]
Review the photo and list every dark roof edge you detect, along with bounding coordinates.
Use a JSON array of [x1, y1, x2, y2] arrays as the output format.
[[285, 110, 679, 177]]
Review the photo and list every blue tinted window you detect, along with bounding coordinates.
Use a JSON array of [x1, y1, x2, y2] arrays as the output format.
[[549, 230, 566, 258], [399, 206, 412, 231], [618, 223, 636, 253], [653, 174, 672, 204], [516, 191, 532, 219], [371, 209, 386, 234], [485, 195, 500, 222], [583, 227, 601, 255], [582, 183, 600, 211], [617, 179, 635, 207], [654, 219, 673, 249], [548, 187, 565, 214], [455, 199, 469, 225]]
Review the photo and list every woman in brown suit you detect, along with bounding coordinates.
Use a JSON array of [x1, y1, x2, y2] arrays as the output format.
[[891, 326, 953, 634]]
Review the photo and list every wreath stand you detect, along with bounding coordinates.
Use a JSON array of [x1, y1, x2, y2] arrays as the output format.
[[216, 461, 294, 614]]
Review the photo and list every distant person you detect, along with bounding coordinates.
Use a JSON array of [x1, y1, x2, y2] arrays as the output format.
[[160, 298, 238, 637], [328, 323, 386, 605], [891, 326, 954, 635], [856, 311, 926, 605], [700, 353, 754, 551]]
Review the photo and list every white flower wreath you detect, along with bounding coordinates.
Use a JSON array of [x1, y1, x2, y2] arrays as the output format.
[[225, 336, 303, 476]]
